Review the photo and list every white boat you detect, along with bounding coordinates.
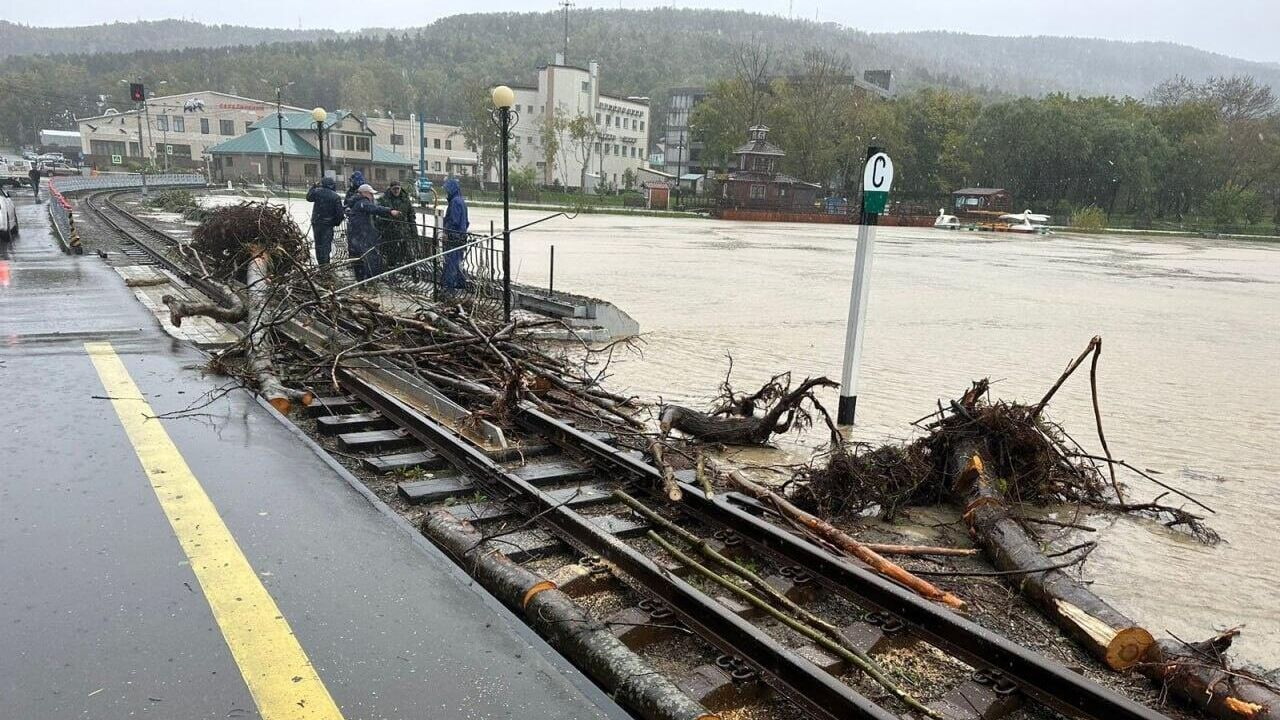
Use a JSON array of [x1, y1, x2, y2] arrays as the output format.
[[934, 209, 962, 229], [999, 209, 1052, 233]]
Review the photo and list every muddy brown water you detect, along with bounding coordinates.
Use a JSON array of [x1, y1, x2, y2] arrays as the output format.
[[264, 197, 1277, 666], [479, 208, 1279, 668]]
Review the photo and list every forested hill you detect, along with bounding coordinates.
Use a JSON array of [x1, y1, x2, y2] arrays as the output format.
[[875, 31, 1280, 99], [0, 20, 339, 57], [5, 10, 1279, 98], [2, 9, 1278, 145]]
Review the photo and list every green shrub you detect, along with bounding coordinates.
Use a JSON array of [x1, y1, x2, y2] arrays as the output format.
[[145, 189, 198, 213], [1070, 205, 1108, 232]]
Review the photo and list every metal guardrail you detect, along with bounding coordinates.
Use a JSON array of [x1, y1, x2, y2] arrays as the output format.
[[50, 173, 206, 194], [45, 174, 206, 256]]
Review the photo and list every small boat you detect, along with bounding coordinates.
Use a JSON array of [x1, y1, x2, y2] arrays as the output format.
[[998, 209, 1051, 233], [934, 209, 962, 229]]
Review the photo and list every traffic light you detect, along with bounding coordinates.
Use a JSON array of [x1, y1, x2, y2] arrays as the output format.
[[129, 83, 145, 103]]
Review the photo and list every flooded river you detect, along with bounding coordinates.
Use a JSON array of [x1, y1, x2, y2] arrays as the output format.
[[475, 207, 1279, 667]]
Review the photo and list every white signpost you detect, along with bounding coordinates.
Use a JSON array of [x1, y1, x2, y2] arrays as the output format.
[[838, 148, 893, 425]]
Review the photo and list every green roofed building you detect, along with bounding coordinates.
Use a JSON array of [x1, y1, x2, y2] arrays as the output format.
[[209, 110, 413, 187]]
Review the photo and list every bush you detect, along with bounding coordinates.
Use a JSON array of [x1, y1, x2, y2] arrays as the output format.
[[1070, 205, 1108, 232], [145, 189, 198, 213]]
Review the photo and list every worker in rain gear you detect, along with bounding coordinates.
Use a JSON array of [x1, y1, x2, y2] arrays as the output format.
[[343, 170, 366, 207], [376, 179, 417, 269], [28, 165, 40, 199], [441, 177, 470, 291], [305, 176, 343, 266], [346, 184, 400, 282]]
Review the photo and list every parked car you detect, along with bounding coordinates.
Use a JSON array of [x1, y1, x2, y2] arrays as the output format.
[[0, 186, 18, 241], [43, 161, 80, 177]]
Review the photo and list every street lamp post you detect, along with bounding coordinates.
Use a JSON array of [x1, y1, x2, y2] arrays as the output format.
[[263, 80, 294, 190], [491, 85, 516, 322], [312, 107, 328, 180]]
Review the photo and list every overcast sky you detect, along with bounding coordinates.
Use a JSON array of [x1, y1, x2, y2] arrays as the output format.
[[4, 0, 1277, 64]]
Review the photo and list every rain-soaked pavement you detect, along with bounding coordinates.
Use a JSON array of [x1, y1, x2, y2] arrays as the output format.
[[0, 191, 625, 719]]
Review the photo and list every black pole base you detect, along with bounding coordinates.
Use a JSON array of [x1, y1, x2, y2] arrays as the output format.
[[837, 394, 857, 426]]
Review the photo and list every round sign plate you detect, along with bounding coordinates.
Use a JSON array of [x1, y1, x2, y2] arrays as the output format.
[[863, 152, 894, 192]]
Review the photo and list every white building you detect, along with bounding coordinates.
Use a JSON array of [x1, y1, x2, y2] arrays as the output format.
[[363, 116, 478, 180], [506, 57, 650, 191], [76, 91, 303, 169]]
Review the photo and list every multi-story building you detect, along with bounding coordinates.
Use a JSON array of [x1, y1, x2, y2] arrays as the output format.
[[505, 56, 650, 191], [663, 86, 708, 177], [363, 116, 478, 181], [76, 91, 303, 170]]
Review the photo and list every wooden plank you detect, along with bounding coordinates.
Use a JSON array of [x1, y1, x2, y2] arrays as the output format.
[[447, 484, 613, 524], [362, 450, 446, 474], [315, 412, 388, 435], [336, 428, 414, 451], [305, 396, 360, 417], [398, 459, 592, 504]]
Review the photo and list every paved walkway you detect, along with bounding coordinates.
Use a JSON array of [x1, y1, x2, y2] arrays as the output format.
[[0, 192, 626, 720]]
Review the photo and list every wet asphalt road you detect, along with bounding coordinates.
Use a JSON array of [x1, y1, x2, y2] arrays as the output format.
[[0, 191, 626, 719]]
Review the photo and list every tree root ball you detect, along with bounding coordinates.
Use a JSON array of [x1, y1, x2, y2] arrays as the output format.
[[192, 201, 308, 281]]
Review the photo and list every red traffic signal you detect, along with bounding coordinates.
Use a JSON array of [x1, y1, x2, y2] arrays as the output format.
[[129, 83, 145, 102]]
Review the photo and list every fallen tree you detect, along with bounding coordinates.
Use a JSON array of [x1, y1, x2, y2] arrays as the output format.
[[659, 374, 836, 445]]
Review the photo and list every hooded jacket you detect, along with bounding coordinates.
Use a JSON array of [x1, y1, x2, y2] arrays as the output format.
[[344, 171, 367, 207], [441, 178, 469, 242], [346, 193, 392, 254], [306, 177, 343, 227], [376, 184, 416, 239]]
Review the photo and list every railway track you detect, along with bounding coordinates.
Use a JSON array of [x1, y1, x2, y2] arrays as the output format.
[[77, 189, 1177, 720]]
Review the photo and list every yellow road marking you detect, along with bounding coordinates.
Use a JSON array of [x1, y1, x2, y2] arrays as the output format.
[[85, 341, 344, 720]]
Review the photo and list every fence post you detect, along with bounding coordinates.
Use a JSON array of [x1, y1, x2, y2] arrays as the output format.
[[548, 244, 555, 297]]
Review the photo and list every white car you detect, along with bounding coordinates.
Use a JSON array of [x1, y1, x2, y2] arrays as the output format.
[[0, 186, 18, 241]]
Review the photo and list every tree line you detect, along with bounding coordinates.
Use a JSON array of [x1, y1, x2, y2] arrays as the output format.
[[692, 48, 1280, 229]]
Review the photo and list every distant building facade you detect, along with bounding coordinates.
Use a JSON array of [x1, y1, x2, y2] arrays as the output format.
[[504, 56, 651, 190], [952, 187, 1013, 214], [663, 86, 708, 176], [76, 91, 302, 169], [363, 116, 478, 181]]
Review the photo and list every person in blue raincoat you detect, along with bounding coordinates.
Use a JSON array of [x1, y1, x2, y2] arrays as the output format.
[[346, 184, 401, 282], [305, 176, 343, 266], [441, 177, 470, 291]]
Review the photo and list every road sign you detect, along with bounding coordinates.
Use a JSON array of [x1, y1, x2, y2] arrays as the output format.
[[861, 152, 894, 214], [111, 154, 122, 165]]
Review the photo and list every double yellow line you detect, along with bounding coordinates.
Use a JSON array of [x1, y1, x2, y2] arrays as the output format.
[[86, 341, 345, 720]]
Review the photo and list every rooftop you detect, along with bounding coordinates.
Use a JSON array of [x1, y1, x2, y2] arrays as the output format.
[[207, 128, 320, 158], [954, 187, 1008, 195]]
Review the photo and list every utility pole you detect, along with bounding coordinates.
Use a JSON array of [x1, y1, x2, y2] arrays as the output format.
[[560, 0, 574, 63], [276, 86, 285, 190]]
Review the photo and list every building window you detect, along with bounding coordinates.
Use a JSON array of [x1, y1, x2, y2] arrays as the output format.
[[606, 115, 612, 127], [169, 144, 192, 158], [172, 116, 185, 133], [640, 120, 645, 132], [444, 140, 452, 150], [749, 183, 766, 199], [219, 119, 234, 136], [244, 121, 253, 133], [201, 118, 210, 134], [156, 115, 168, 131], [374, 167, 386, 180], [390, 133, 404, 146], [304, 163, 317, 177], [581, 80, 590, 93], [282, 161, 290, 176], [433, 138, 441, 149], [356, 136, 370, 152], [398, 168, 407, 180], [527, 105, 533, 114], [225, 156, 234, 167], [432, 161, 441, 171], [595, 112, 601, 124]]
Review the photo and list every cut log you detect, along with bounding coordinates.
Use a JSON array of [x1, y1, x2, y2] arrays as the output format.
[[421, 510, 715, 720], [949, 441, 1152, 670], [713, 462, 965, 609], [1137, 634, 1279, 720]]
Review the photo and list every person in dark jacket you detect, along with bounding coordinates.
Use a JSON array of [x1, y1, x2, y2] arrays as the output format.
[[28, 165, 40, 199], [441, 177, 470, 291], [343, 170, 366, 208], [375, 179, 417, 269], [305, 176, 343, 266], [346, 183, 400, 282]]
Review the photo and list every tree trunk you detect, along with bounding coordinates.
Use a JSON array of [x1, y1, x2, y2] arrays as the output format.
[[950, 440, 1153, 670], [421, 510, 714, 720]]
